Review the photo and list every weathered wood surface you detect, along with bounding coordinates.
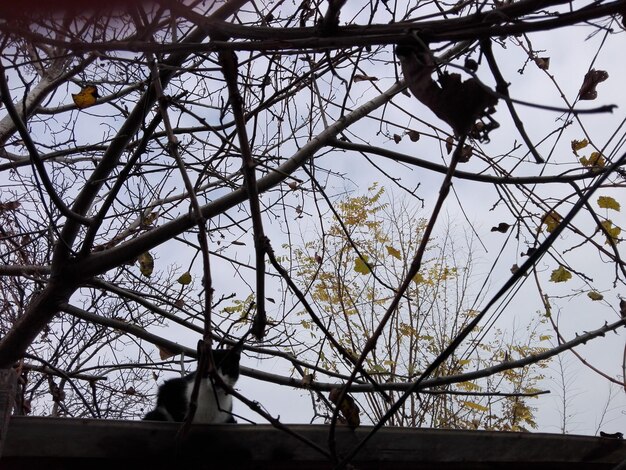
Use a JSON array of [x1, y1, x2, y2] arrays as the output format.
[[2, 416, 625, 469]]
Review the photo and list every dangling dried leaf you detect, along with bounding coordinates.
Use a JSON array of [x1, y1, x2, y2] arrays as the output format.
[[587, 291, 604, 301], [600, 220, 621, 244], [521, 247, 537, 257], [619, 298, 626, 318], [542, 211, 562, 233], [534, 57, 550, 70], [579, 151, 605, 169], [138, 252, 154, 277], [407, 130, 420, 142], [491, 222, 511, 233], [354, 256, 371, 274], [177, 272, 192, 285], [550, 265, 572, 283], [463, 401, 489, 412], [72, 84, 99, 109], [578, 69, 609, 100], [597, 196, 620, 212], [329, 388, 360, 428], [571, 138, 589, 154], [396, 45, 498, 136], [412, 272, 425, 284], [158, 345, 176, 360], [510, 264, 519, 274], [386, 245, 401, 260], [445, 136, 454, 154], [393, 133, 402, 144]]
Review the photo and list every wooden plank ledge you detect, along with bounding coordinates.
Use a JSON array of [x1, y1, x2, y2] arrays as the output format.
[[1, 416, 625, 469]]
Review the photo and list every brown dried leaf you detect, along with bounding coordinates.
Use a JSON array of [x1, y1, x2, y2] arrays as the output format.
[[397, 47, 498, 135], [521, 247, 537, 257], [393, 134, 402, 144], [491, 222, 510, 233], [445, 136, 454, 154], [329, 388, 360, 428], [578, 69, 609, 100], [407, 130, 420, 142], [571, 138, 589, 154], [158, 345, 176, 360], [534, 57, 550, 70]]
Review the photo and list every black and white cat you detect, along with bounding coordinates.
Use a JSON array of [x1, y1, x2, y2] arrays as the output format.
[[144, 348, 241, 423]]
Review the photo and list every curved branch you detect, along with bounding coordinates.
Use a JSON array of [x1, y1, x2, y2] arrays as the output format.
[[332, 139, 619, 185]]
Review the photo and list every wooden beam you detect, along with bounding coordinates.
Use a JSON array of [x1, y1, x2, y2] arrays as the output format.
[[1, 417, 626, 469]]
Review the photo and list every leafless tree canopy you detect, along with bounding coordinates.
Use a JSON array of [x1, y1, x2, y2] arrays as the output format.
[[0, 0, 625, 463]]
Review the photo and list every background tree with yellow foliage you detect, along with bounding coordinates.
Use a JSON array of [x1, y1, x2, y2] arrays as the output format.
[[289, 186, 550, 430]]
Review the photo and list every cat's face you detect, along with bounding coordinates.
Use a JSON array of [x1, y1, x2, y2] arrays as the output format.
[[211, 348, 241, 385]]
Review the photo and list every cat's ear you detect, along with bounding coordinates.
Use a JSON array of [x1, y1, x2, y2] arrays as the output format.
[[230, 337, 245, 354]]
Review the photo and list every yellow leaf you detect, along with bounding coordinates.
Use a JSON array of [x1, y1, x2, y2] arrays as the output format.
[[457, 381, 482, 392], [458, 359, 471, 366], [72, 85, 99, 109], [412, 272, 425, 284], [386, 245, 401, 260], [571, 139, 589, 153], [539, 335, 551, 341], [600, 220, 621, 244], [542, 211, 561, 233], [143, 211, 159, 225], [138, 252, 154, 277], [550, 265, 572, 283], [463, 401, 489, 412], [587, 291, 604, 301], [398, 323, 416, 337], [597, 196, 620, 212], [177, 272, 192, 285], [579, 151, 605, 168], [354, 256, 371, 275]]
